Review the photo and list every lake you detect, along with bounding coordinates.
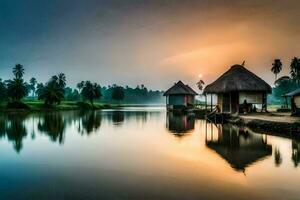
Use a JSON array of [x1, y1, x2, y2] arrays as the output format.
[[0, 108, 299, 200]]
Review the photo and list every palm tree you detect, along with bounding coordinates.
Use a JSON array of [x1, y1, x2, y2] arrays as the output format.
[[77, 81, 85, 92], [111, 86, 125, 102], [29, 77, 37, 98], [7, 65, 28, 102], [36, 83, 44, 97], [58, 73, 66, 88], [271, 59, 282, 82], [13, 64, 25, 79], [0, 79, 7, 102], [38, 74, 66, 106], [290, 57, 300, 83], [196, 80, 205, 92], [80, 81, 102, 107], [7, 78, 28, 102], [38, 81, 64, 106]]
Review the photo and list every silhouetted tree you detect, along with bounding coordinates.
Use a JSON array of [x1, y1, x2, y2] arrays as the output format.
[[290, 57, 300, 82], [111, 85, 125, 102], [65, 87, 81, 101], [7, 64, 28, 102], [29, 77, 37, 98], [0, 79, 7, 102], [38, 74, 66, 106], [79, 81, 102, 107], [196, 80, 205, 92], [271, 59, 282, 82], [13, 64, 25, 79], [35, 83, 44, 97], [77, 81, 85, 92]]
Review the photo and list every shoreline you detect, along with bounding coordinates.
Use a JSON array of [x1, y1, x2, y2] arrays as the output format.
[[0, 102, 165, 113], [229, 115, 300, 140]]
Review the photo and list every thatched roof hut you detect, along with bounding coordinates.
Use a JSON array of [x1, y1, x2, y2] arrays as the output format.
[[284, 88, 300, 115], [204, 65, 272, 94], [203, 64, 272, 113], [164, 81, 197, 96], [164, 81, 198, 110]]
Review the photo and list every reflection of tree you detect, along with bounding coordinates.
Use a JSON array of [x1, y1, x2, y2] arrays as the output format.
[[5, 114, 28, 153], [78, 111, 101, 135], [38, 112, 66, 144], [292, 140, 300, 167], [274, 147, 282, 167], [0, 114, 7, 138], [112, 111, 124, 125]]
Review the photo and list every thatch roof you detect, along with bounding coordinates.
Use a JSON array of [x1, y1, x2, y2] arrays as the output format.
[[164, 81, 198, 96], [203, 64, 272, 94]]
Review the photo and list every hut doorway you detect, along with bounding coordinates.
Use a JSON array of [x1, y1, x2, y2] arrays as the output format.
[[223, 93, 231, 113], [231, 92, 239, 113]]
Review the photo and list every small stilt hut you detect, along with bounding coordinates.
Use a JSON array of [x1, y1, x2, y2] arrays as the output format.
[[164, 81, 198, 110], [284, 88, 300, 115], [203, 64, 272, 113]]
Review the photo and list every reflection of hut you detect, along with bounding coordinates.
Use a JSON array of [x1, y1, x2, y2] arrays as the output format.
[[206, 124, 272, 172], [164, 81, 198, 110], [284, 88, 300, 115], [203, 64, 272, 113], [166, 112, 195, 135]]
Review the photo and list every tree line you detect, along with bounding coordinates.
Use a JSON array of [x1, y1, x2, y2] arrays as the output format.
[[270, 57, 300, 104], [0, 64, 164, 108]]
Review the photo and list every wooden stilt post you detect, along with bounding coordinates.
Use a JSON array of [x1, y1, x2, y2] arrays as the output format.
[[210, 94, 213, 112], [205, 94, 207, 112]]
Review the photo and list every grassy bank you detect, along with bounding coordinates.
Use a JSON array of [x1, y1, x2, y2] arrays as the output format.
[[0, 101, 116, 112]]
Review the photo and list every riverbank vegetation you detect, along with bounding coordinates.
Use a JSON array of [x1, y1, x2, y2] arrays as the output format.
[[0, 64, 164, 111], [269, 57, 300, 106]]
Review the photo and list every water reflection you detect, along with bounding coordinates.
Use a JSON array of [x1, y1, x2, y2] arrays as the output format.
[[274, 147, 283, 167], [166, 112, 195, 136], [38, 112, 66, 144], [0, 109, 298, 173], [205, 124, 272, 172], [111, 111, 124, 125], [0, 113, 28, 153], [0, 109, 300, 199], [77, 111, 102, 135], [292, 140, 300, 167]]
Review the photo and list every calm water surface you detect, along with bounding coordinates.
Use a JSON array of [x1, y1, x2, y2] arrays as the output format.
[[0, 108, 299, 200]]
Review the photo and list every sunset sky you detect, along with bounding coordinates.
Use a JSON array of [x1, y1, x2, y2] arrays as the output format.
[[1, 0, 300, 90]]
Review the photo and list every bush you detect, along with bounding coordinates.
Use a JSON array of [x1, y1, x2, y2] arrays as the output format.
[[6, 101, 30, 109], [76, 102, 93, 110]]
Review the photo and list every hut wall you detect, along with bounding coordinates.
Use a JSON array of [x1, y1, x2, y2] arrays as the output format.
[[294, 96, 300, 108], [168, 95, 186, 106]]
